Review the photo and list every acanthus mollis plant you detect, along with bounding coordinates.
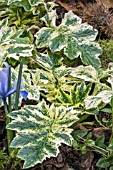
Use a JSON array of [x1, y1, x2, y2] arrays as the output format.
[[35, 10, 102, 69], [0, 1, 110, 169], [57, 82, 92, 108], [0, 0, 56, 66], [85, 76, 113, 110], [0, 18, 35, 66], [0, 0, 56, 29], [30, 52, 79, 103], [28, 52, 95, 122], [7, 101, 79, 169], [70, 64, 113, 96], [81, 67, 113, 170]]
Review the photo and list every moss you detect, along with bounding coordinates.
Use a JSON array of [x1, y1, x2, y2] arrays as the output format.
[[97, 39, 113, 67]]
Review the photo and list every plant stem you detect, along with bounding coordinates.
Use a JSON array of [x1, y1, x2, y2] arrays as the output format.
[[81, 121, 94, 126], [8, 66, 12, 113], [4, 101, 13, 154], [110, 97, 113, 141], [95, 115, 107, 129], [15, 62, 23, 110], [77, 136, 108, 157], [72, 114, 90, 129]]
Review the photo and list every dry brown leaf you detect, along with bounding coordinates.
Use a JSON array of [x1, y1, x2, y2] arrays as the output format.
[[56, 0, 78, 12], [96, 0, 113, 8], [57, 153, 64, 163], [80, 151, 94, 169]]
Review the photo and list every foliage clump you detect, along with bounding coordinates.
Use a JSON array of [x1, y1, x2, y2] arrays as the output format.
[[1, 0, 113, 170]]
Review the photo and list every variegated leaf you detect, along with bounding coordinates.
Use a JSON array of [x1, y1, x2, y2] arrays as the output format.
[[35, 52, 63, 71], [7, 0, 56, 15], [7, 101, 79, 169], [57, 82, 92, 108], [35, 11, 102, 69], [31, 66, 71, 103], [61, 10, 82, 26], [1, 0, 56, 29], [85, 91, 113, 110], [85, 77, 113, 109], [30, 52, 76, 102], [0, 0, 8, 18], [79, 42, 101, 68], [8, 6, 37, 29], [41, 10, 57, 27], [23, 71, 40, 101], [70, 65, 112, 96], [85, 96, 102, 110], [70, 65, 99, 83], [0, 19, 34, 66], [7, 0, 44, 10], [35, 27, 54, 48]]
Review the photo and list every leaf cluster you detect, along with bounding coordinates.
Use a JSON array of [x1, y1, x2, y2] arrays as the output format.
[[1, 0, 113, 169]]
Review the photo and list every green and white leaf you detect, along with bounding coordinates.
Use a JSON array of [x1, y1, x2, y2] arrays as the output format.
[[0, 0, 56, 30], [35, 52, 63, 71], [8, 6, 37, 29], [7, 101, 78, 169], [79, 42, 101, 68], [31, 52, 78, 103], [70, 65, 99, 83], [41, 10, 57, 27], [7, 0, 55, 9], [0, 19, 34, 66], [7, 0, 44, 10], [85, 96, 102, 110], [35, 11, 102, 69], [33, 66, 72, 102], [85, 76, 113, 109], [7, 0, 56, 17], [35, 27, 54, 48], [70, 65, 112, 96], [23, 71, 40, 101], [61, 10, 82, 26], [57, 82, 92, 108]]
